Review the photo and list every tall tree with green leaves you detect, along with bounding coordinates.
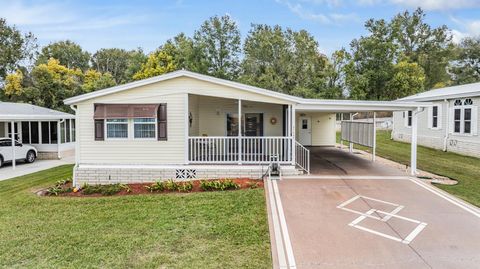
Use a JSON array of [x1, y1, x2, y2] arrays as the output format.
[[343, 8, 453, 100], [386, 60, 425, 99], [241, 24, 337, 98], [91, 48, 146, 84], [0, 18, 37, 84], [36, 40, 90, 71], [82, 69, 116, 92], [390, 8, 454, 89], [132, 50, 176, 80], [193, 15, 241, 80], [449, 36, 480, 85], [4, 59, 83, 111]]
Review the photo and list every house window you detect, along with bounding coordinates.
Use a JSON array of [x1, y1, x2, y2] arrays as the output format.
[[41, 122, 50, 144], [454, 108, 461, 133], [106, 119, 128, 138], [453, 99, 474, 134], [134, 118, 156, 139], [30, 122, 39, 144], [407, 111, 412, 127], [21, 122, 30, 143], [432, 106, 438, 128]]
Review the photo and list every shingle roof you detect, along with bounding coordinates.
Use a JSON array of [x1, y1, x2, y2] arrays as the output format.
[[399, 82, 480, 102], [0, 102, 74, 120]]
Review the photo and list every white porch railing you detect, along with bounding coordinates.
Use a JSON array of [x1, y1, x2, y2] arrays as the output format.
[[295, 141, 310, 174], [188, 136, 293, 164]]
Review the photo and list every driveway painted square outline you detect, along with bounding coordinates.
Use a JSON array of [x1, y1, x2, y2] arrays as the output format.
[[337, 195, 428, 244]]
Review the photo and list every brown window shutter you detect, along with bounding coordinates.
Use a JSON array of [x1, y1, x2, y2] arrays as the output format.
[[95, 119, 104, 141], [158, 103, 167, 141]]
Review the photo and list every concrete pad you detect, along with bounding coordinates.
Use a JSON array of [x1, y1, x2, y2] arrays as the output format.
[[307, 147, 406, 176], [276, 178, 480, 269], [0, 156, 74, 181]]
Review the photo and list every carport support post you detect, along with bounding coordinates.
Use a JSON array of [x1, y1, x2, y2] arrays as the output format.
[[10, 121, 15, 170], [372, 112, 376, 162], [410, 109, 418, 176]]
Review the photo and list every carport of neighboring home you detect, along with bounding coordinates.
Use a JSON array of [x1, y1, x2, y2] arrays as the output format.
[[0, 102, 75, 170]]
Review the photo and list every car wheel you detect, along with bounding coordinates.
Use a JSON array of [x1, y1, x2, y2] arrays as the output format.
[[26, 151, 36, 163]]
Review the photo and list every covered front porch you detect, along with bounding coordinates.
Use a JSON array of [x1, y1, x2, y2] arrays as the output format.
[[186, 94, 310, 172]]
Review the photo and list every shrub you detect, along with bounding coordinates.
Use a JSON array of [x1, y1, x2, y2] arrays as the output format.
[[200, 179, 239, 191], [46, 178, 73, 196], [247, 181, 260, 189], [164, 179, 179, 191], [145, 181, 165, 192], [82, 183, 124, 196], [178, 181, 193, 192]]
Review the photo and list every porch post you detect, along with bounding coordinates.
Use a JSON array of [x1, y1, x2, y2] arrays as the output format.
[[238, 99, 242, 164], [410, 109, 418, 176], [57, 120, 61, 159], [372, 112, 376, 162], [11, 121, 15, 170], [291, 105, 296, 165], [185, 94, 189, 164]]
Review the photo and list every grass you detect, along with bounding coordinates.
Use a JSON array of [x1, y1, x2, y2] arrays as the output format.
[[337, 131, 480, 207], [0, 165, 271, 268]]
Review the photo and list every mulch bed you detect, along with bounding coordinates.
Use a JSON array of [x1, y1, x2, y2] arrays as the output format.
[[43, 178, 264, 197]]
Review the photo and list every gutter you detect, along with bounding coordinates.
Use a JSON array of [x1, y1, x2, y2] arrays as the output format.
[[443, 99, 449, 151], [69, 105, 79, 187]]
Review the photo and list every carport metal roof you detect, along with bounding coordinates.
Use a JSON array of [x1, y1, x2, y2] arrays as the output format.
[[0, 102, 75, 121], [295, 99, 431, 112]]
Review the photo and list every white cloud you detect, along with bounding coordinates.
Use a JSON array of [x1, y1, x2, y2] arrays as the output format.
[[277, 0, 359, 24], [389, 0, 480, 10], [450, 16, 480, 43]]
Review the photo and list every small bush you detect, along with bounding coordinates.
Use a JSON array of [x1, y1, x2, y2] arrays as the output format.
[[200, 179, 239, 191], [145, 181, 165, 192], [82, 183, 123, 196], [46, 178, 73, 196], [247, 181, 260, 189], [178, 181, 193, 192], [164, 179, 179, 191]]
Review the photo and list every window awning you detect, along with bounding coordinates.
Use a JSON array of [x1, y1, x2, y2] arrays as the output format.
[[94, 104, 159, 119]]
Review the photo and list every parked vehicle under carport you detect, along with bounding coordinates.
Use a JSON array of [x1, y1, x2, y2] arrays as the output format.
[[0, 138, 37, 168]]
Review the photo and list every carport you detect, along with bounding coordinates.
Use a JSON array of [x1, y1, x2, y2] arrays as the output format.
[[294, 100, 430, 176], [0, 102, 75, 169]]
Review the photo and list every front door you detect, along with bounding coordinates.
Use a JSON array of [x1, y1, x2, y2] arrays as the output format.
[[244, 113, 263, 136], [298, 117, 312, 145]]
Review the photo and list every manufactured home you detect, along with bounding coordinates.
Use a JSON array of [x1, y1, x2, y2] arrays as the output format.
[[393, 82, 480, 158], [64, 70, 428, 186]]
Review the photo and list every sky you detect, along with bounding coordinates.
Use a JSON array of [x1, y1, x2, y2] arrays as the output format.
[[1, 0, 480, 55]]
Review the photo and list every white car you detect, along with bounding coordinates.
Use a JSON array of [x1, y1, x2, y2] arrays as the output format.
[[0, 137, 37, 168]]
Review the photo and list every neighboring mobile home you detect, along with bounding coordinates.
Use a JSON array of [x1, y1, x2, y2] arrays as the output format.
[[392, 82, 480, 158], [0, 102, 75, 160], [64, 70, 427, 186]]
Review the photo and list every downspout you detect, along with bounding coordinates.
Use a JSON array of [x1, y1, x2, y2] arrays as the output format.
[[443, 99, 449, 152], [70, 105, 79, 187]]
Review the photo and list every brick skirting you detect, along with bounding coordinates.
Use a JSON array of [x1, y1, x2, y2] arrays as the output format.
[[74, 165, 302, 186]]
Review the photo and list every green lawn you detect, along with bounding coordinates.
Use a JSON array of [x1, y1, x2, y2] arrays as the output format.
[[0, 165, 271, 268], [338, 131, 480, 207]]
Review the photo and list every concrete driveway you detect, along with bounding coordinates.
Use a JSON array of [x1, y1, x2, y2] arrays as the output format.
[[266, 147, 480, 269], [0, 156, 74, 181]]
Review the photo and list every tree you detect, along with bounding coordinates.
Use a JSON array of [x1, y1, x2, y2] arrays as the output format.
[[386, 60, 425, 100], [241, 24, 335, 98], [193, 15, 241, 79], [132, 50, 176, 80], [449, 36, 480, 85], [342, 8, 452, 100], [36, 40, 90, 71], [4, 59, 83, 111], [82, 69, 115, 92], [91, 48, 146, 84], [0, 18, 37, 84], [390, 8, 454, 89]]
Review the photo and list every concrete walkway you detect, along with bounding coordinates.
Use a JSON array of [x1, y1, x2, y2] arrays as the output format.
[[0, 156, 74, 181]]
